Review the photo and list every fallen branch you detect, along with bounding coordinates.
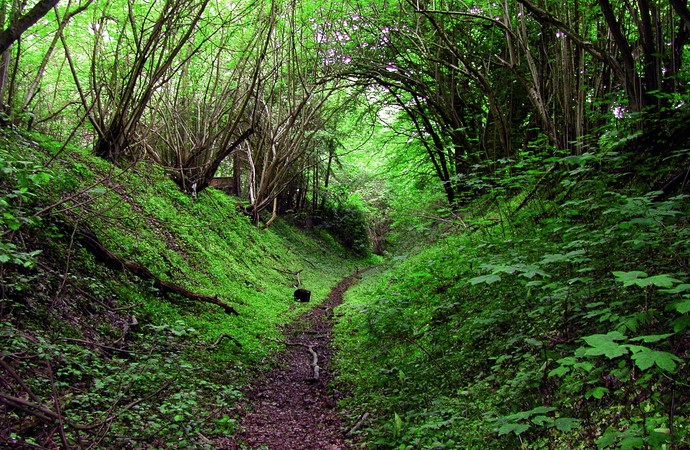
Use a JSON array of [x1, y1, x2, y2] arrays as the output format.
[[512, 163, 559, 215], [0, 392, 93, 433], [306, 344, 320, 380], [211, 333, 243, 349], [275, 268, 303, 286], [265, 337, 320, 379], [111, 302, 142, 312], [346, 412, 370, 436], [76, 228, 238, 315], [47, 361, 69, 449], [0, 358, 42, 404], [59, 337, 134, 354]]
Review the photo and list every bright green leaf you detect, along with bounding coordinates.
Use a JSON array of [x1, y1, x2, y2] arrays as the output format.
[[673, 299, 690, 314], [612, 271, 647, 285], [631, 350, 680, 372], [29, 172, 51, 185], [639, 274, 682, 288], [530, 406, 556, 415], [661, 283, 690, 294], [619, 435, 645, 450], [3, 213, 21, 230], [583, 331, 627, 344], [497, 422, 529, 436], [548, 366, 570, 378], [469, 274, 501, 285], [595, 430, 619, 448], [554, 417, 580, 432], [585, 386, 609, 399], [630, 334, 673, 343], [531, 415, 552, 426], [583, 332, 628, 358]]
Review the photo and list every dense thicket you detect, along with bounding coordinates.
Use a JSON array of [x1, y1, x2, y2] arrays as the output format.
[[335, 145, 690, 449], [2, 0, 689, 229], [330, 0, 690, 208]]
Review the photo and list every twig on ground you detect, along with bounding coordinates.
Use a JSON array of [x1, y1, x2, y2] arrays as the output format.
[[0, 358, 42, 403], [59, 337, 133, 354], [265, 337, 321, 379], [346, 412, 370, 436], [307, 344, 320, 379], [211, 333, 243, 349]]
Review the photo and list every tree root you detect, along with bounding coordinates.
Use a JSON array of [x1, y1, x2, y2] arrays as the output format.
[[76, 227, 238, 315]]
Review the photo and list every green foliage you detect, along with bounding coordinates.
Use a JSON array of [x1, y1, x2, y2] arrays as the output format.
[[317, 194, 371, 255], [0, 135, 53, 268], [333, 142, 690, 448]]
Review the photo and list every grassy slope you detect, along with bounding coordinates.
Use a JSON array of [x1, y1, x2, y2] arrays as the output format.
[[333, 152, 690, 449], [0, 129, 366, 448]]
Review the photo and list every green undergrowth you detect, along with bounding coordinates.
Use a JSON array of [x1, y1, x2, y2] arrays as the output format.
[[334, 150, 690, 449], [0, 128, 367, 448]]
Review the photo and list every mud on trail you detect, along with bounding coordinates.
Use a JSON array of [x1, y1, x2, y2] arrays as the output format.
[[219, 272, 363, 450]]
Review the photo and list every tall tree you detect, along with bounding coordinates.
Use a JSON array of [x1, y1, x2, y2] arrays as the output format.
[[143, 1, 268, 194], [237, 0, 346, 225], [338, 0, 514, 207], [61, 0, 211, 162], [518, 0, 689, 113]]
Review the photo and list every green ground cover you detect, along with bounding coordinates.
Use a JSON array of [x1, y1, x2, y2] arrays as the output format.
[[333, 151, 690, 449], [0, 128, 368, 448]]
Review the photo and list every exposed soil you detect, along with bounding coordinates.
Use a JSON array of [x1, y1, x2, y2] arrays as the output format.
[[219, 272, 363, 450]]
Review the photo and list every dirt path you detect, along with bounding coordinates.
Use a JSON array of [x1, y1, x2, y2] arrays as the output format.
[[220, 272, 362, 450]]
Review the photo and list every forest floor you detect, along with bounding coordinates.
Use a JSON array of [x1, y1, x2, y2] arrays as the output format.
[[219, 272, 363, 450]]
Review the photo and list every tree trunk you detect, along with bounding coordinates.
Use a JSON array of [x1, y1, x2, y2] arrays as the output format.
[[0, 0, 59, 55], [597, 0, 642, 110], [232, 151, 243, 197], [671, 0, 690, 31], [319, 147, 334, 210]]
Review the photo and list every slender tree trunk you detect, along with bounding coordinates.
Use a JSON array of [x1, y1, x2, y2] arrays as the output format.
[[23, 1, 93, 111], [670, 0, 690, 31], [320, 147, 334, 210], [598, 0, 642, 110], [232, 151, 242, 197]]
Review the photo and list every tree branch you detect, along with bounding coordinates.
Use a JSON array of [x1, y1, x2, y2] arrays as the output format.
[[0, 0, 60, 55], [76, 228, 238, 315]]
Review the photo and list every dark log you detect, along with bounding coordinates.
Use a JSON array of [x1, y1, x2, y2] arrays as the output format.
[[76, 228, 238, 315]]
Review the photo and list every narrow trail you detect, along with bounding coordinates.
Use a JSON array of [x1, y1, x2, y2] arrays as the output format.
[[220, 272, 363, 450]]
